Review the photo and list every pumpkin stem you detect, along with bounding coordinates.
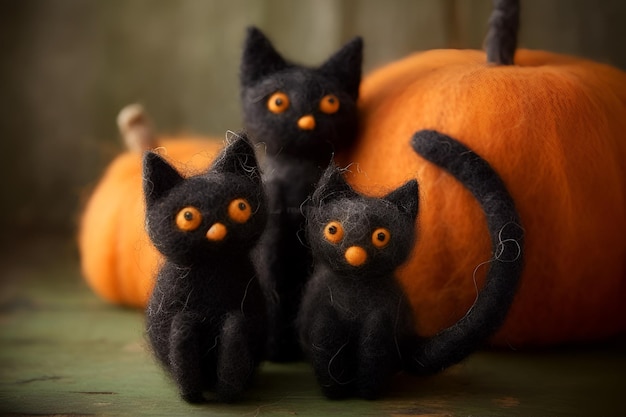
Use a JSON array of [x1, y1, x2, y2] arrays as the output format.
[[485, 0, 520, 65], [117, 103, 158, 152]]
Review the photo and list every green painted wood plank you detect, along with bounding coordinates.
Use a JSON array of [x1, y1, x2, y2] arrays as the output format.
[[0, 240, 624, 416]]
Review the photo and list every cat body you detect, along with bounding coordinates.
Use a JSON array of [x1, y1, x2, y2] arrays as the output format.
[[240, 27, 363, 361], [298, 165, 419, 399], [143, 135, 268, 402], [299, 132, 524, 398]]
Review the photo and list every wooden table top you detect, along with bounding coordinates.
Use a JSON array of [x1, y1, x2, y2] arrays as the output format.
[[1, 239, 624, 416]]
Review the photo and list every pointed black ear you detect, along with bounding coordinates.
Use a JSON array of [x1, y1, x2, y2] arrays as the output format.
[[240, 27, 289, 87], [383, 179, 419, 221], [319, 37, 363, 100], [143, 151, 185, 208], [210, 131, 261, 184], [312, 163, 358, 205]]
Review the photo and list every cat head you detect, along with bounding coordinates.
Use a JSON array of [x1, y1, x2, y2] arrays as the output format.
[[143, 133, 267, 265], [240, 27, 362, 162], [307, 164, 419, 278]]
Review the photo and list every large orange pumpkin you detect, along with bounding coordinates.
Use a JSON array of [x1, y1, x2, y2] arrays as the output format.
[[79, 19, 626, 346], [78, 105, 221, 307], [337, 48, 626, 346]]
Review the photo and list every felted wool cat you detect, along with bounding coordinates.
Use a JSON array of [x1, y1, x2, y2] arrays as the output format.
[[298, 164, 419, 399], [143, 134, 267, 403], [299, 130, 524, 398], [240, 27, 363, 361]]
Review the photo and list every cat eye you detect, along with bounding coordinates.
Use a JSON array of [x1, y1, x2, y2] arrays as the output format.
[[175, 206, 203, 231], [324, 221, 344, 244], [319, 94, 340, 114], [228, 198, 252, 223], [371, 228, 391, 248], [267, 92, 290, 114]]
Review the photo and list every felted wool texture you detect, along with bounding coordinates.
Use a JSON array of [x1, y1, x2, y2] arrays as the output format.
[[143, 135, 268, 403], [78, 137, 221, 307], [336, 47, 626, 346], [240, 27, 363, 361], [298, 164, 418, 399]]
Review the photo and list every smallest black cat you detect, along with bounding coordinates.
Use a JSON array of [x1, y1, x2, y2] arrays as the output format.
[[298, 164, 419, 399], [143, 134, 267, 403]]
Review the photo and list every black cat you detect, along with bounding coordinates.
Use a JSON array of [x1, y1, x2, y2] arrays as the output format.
[[298, 164, 419, 399], [299, 131, 525, 399], [240, 27, 363, 361], [143, 134, 267, 403]]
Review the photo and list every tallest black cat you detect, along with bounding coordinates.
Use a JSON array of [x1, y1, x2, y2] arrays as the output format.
[[240, 27, 363, 361]]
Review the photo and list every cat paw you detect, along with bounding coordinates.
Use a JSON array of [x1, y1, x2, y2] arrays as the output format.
[[320, 383, 354, 400], [356, 381, 386, 400], [180, 390, 206, 404], [215, 313, 259, 401]]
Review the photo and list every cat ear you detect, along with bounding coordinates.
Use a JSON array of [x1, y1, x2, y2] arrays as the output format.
[[143, 151, 185, 208], [312, 163, 358, 205], [240, 27, 289, 87], [383, 180, 419, 220], [319, 37, 363, 100], [211, 131, 261, 184]]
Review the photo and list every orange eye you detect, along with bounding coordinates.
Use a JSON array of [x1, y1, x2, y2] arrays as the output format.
[[228, 198, 252, 223], [324, 221, 344, 244], [319, 94, 340, 114], [371, 228, 391, 248], [267, 92, 290, 114], [175, 206, 203, 231]]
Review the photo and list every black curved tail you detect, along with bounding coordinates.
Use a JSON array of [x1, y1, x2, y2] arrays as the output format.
[[406, 129, 524, 375]]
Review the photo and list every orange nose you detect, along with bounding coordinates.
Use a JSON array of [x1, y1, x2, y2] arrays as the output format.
[[297, 115, 316, 130], [206, 223, 227, 241], [344, 246, 367, 267]]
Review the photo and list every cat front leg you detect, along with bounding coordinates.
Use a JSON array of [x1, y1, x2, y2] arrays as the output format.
[[215, 312, 256, 402], [168, 312, 205, 403], [356, 310, 399, 400], [303, 306, 356, 399]]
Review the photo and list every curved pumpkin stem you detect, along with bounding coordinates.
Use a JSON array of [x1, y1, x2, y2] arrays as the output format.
[[407, 130, 525, 375], [117, 103, 158, 152], [485, 0, 520, 65]]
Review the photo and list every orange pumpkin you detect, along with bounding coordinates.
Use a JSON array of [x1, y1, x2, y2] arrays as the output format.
[[337, 48, 626, 346], [80, 20, 626, 347], [78, 105, 222, 307]]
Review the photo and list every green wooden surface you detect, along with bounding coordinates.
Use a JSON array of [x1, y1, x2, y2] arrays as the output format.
[[1, 239, 624, 417]]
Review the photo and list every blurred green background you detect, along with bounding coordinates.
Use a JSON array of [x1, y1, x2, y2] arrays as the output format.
[[1, 0, 625, 247]]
